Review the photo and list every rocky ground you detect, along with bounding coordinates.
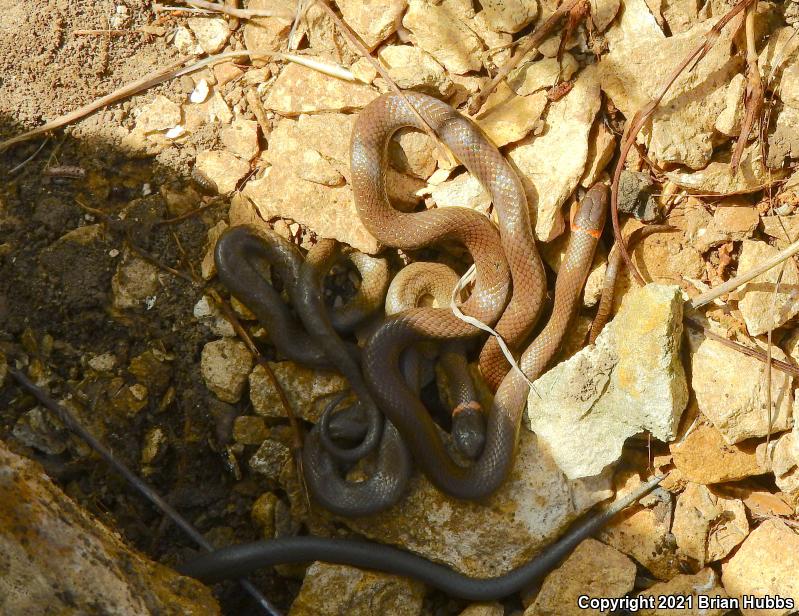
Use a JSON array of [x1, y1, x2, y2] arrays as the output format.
[[2, 0, 799, 615]]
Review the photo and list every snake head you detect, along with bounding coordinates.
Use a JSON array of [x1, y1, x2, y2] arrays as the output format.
[[572, 184, 608, 237]]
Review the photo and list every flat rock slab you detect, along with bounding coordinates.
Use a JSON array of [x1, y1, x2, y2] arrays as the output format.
[[722, 519, 799, 615], [0, 440, 219, 615], [687, 324, 794, 444], [288, 562, 425, 616], [527, 284, 688, 479], [333, 430, 613, 578]]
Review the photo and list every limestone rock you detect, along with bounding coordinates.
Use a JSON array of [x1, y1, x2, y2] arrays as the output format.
[[243, 0, 294, 53], [474, 82, 548, 147], [688, 325, 793, 442], [527, 284, 688, 479], [598, 477, 681, 580], [480, 0, 538, 33], [389, 129, 437, 179], [508, 65, 601, 241], [250, 438, 292, 481], [525, 539, 635, 616], [458, 604, 504, 616], [592, 0, 622, 31], [430, 172, 491, 213], [402, 0, 484, 75], [111, 252, 161, 310], [201, 338, 253, 403], [195, 150, 250, 193], [187, 17, 230, 53], [250, 362, 349, 423], [600, 13, 741, 169], [0, 441, 219, 615], [377, 45, 454, 97], [508, 54, 579, 96], [671, 423, 771, 484], [722, 519, 799, 614], [243, 113, 388, 253], [193, 295, 235, 337], [672, 482, 749, 565], [768, 104, 799, 168], [665, 144, 787, 194], [233, 415, 270, 445], [715, 73, 746, 136], [201, 220, 228, 280], [738, 241, 799, 336], [264, 63, 378, 115], [581, 121, 616, 187], [336, 0, 407, 49], [331, 430, 613, 577], [220, 118, 260, 161], [288, 562, 425, 616], [244, 165, 378, 253], [637, 569, 730, 616], [135, 95, 182, 133]]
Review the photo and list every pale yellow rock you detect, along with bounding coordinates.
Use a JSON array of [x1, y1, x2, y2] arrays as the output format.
[[288, 562, 425, 616], [527, 284, 687, 479], [767, 104, 799, 167], [135, 95, 182, 133], [402, 0, 484, 75], [389, 129, 437, 179], [737, 239, 799, 337], [599, 486, 681, 580], [688, 327, 793, 443], [758, 27, 799, 89], [350, 57, 377, 84], [244, 165, 378, 253], [220, 118, 260, 161], [201, 220, 229, 280], [672, 482, 749, 564], [665, 144, 786, 194], [336, 0, 407, 48], [604, 0, 663, 49], [722, 519, 799, 615], [593, 0, 622, 31], [525, 539, 635, 616], [715, 73, 746, 136], [245, 113, 384, 252], [660, 0, 702, 34], [243, 0, 294, 54], [331, 429, 613, 577], [201, 338, 253, 403], [430, 172, 491, 213], [195, 150, 250, 193], [232, 415, 269, 446], [250, 439, 292, 481], [475, 82, 548, 147], [458, 603, 504, 616], [250, 362, 349, 423], [469, 11, 511, 70], [264, 63, 378, 115], [0, 442, 220, 615], [480, 0, 538, 32], [508, 54, 579, 96], [187, 17, 230, 53], [637, 569, 730, 616], [508, 65, 602, 241], [111, 252, 160, 310], [173, 25, 200, 55], [580, 121, 616, 187], [601, 9, 741, 169], [671, 423, 771, 484]]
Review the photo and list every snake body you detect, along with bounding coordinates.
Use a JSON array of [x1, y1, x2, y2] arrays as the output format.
[[201, 92, 632, 600]]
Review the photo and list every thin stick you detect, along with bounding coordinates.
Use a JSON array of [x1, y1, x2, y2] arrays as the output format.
[[687, 235, 799, 309], [683, 317, 799, 378], [8, 367, 281, 616], [7, 138, 50, 174], [185, 0, 293, 20], [467, 0, 582, 115], [0, 58, 191, 152]]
